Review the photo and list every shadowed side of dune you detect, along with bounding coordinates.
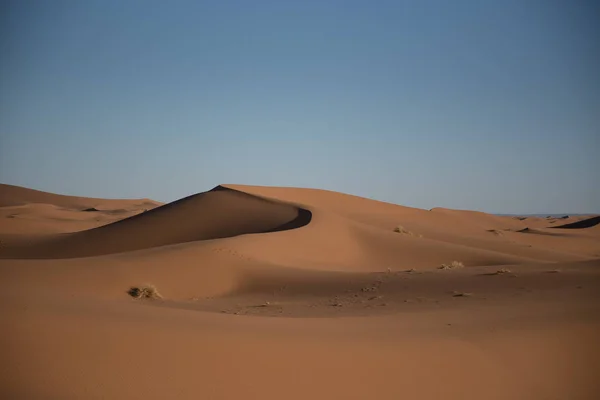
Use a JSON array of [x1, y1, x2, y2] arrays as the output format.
[[516, 227, 566, 236], [551, 216, 600, 229], [0, 186, 312, 259]]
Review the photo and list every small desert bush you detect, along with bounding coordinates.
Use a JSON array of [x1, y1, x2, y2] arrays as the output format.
[[452, 291, 473, 297], [493, 268, 512, 275], [439, 261, 464, 270], [394, 225, 410, 234], [128, 284, 162, 300], [394, 225, 423, 238]]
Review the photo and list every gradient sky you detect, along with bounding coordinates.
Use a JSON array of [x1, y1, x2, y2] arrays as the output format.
[[1, 0, 598, 214]]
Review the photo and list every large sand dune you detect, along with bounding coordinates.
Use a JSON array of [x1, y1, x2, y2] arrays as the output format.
[[1, 183, 599, 399], [0, 185, 311, 258]]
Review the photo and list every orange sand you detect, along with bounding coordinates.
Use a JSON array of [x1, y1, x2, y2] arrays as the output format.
[[1, 183, 599, 399]]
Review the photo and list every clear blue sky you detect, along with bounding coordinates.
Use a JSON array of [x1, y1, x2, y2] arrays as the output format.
[[1, 0, 598, 214]]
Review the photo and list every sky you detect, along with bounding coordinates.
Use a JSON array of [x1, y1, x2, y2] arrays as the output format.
[[1, 0, 598, 214]]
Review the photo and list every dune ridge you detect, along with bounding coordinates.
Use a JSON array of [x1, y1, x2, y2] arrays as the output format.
[[2, 184, 598, 265]]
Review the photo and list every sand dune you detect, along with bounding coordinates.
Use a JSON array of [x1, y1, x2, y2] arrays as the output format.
[[517, 227, 567, 236], [553, 215, 600, 229], [0, 183, 159, 209], [0, 184, 162, 234], [0, 185, 310, 258], [1, 183, 599, 400]]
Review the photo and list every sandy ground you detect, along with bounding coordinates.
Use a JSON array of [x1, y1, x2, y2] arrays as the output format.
[[1, 183, 599, 399]]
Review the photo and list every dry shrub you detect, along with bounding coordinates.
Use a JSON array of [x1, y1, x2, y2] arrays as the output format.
[[452, 291, 473, 297], [493, 268, 512, 275], [394, 225, 423, 238], [128, 284, 162, 300], [439, 261, 464, 270]]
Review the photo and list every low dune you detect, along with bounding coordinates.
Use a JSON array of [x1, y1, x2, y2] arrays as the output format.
[[552, 215, 600, 229], [0, 183, 160, 209], [0, 184, 162, 234], [517, 227, 566, 236], [1, 183, 599, 400]]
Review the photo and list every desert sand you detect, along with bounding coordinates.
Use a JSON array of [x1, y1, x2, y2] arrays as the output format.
[[1, 183, 599, 399]]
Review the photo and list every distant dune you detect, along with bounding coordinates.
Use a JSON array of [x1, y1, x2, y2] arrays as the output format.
[[0, 183, 160, 209], [0, 183, 162, 234], [1, 183, 599, 400], [552, 215, 600, 229]]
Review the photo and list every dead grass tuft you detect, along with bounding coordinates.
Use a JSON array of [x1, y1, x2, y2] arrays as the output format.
[[128, 284, 162, 300], [394, 225, 423, 238], [452, 291, 473, 297], [439, 261, 464, 270], [493, 268, 512, 275], [361, 286, 378, 292]]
